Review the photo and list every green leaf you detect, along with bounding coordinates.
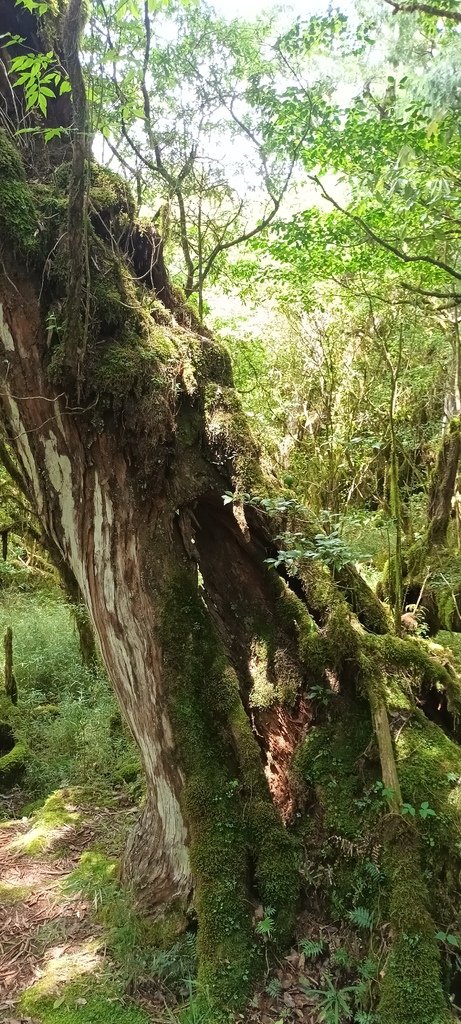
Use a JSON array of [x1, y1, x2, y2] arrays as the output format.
[[419, 801, 436, 819], [37, 91, 47, 115]]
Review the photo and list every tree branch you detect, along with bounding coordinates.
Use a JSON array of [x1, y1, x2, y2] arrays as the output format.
[[309, 175, 461, 284], [383, 0, 461, 22]]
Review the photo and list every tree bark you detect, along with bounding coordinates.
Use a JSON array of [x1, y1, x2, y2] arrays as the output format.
[[427, 418, 461, 547]]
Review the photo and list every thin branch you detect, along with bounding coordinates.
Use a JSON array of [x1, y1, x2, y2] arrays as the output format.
[[309, 175, 461, 283], [383, 0, 461, 22]]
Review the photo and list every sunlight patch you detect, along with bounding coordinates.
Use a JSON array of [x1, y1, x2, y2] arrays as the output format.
[[31, 938, 103, 997]]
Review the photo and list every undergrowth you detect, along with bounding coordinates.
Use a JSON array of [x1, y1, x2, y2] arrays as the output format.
[[0, 588, 142, 804]]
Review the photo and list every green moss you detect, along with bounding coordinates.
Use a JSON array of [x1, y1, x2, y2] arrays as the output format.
[[0, 740, 28, 786], [0, 880, 32, 903], [365, 631, 461, 717], [222, 665, 299, 945], [293, 699, 375, 842], [11, 789, 80, 854], [378, 818, 451, 1024], [395, 714, 461, 861], [204, 384, 264, 491], [196, 337, 234, 388], [162, 575, 258, 1006], [0, 130, 39, 258], [335, 563, 390, 635], [21, 985, 150, 1024], [161, 573, 299, 1007], [437, 588, 457, 631], [54, 161, 136, 223]]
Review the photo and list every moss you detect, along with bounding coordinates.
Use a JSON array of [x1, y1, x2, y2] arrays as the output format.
[[437, 588, 458, 631], [162, 575, 258, 1006], [54, 161, 136, 224], [33, 703, 60, 717], [267, 572, 317, 639], [222, 665, 299, 945], [196, 337, 234, 388], [161, 573, 299, 1007], [20, 985, 150, 1024], [395, 714, 461, 862], [293, 699, 375, 842], [0, 130, 39, 258], [11, 789, 80, 854], [335, 563, 390, 635], [365, 631, 461, 718], [204, 384, 264, 492], [0, 880, 32, 903], [378, 818, 451, 1024], [0, 740, 28, 786]]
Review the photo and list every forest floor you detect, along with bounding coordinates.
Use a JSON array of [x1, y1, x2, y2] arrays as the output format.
[[0, 787, 323, 1024]]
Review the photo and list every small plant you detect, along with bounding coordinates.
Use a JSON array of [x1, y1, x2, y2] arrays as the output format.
[[255, 905, 275, 940], [265, 976, 283, 997], [308, 684, 334, 707], [402, 800, 437, 820], [348, 906, 374, 930], [301, 974, 356, 1023], [419, 800, 437, 820], [332, 947, 352, 969], [435, 931, 460, 948], [300, 937, 325, 959]]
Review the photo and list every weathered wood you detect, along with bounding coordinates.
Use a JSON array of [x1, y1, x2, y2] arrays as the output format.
[[371, 698, 402, 813]]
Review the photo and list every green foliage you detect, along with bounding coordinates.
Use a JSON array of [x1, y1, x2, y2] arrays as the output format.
[[301, 974, 357, 1023], [9, 51, 70, 118], [0, 590, 140, 802], [348, 907, 374, 931]]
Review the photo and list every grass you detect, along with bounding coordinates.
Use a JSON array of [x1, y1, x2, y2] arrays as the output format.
[[0, 589, 142, 805]]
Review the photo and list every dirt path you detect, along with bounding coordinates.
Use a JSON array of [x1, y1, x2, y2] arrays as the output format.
[[0, 793, 136, 1023]]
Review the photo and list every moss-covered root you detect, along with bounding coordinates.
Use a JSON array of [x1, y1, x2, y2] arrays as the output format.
[[378, 817, 452, 1024]]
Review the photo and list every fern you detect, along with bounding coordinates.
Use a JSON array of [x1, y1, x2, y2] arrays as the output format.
[[348, 906, 374, 930], [299, 937, 325, 958]]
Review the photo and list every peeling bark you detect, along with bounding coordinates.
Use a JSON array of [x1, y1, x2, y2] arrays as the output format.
[[0, 280, 191, 910]]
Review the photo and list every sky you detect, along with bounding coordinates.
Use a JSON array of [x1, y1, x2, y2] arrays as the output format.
[[213, 0, 353, 18]]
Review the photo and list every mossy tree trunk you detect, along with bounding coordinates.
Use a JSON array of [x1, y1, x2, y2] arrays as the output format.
[[427, 418, 461, 547]]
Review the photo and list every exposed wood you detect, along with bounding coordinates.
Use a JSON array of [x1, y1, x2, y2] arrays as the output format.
[[371, 697, 402, 813]]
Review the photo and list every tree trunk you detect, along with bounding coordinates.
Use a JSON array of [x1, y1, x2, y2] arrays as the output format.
[[427, 418, 461, 547], [0, 271, 192, 906], [3, 625, 17, 704]]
